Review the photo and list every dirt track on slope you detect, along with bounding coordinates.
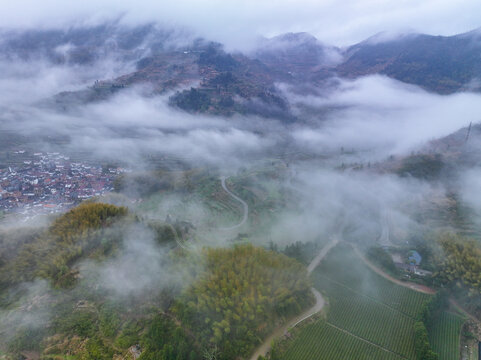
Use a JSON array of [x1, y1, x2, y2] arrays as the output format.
[[219, 176, 248, 230], [249, 237, 339, 360]]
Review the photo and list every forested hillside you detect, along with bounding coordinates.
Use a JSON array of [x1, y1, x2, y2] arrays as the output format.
[[437, 234, 481, 291], [174, 244, 313, 359], [0, 203, 129, 290], [0, 201, 313, 360]]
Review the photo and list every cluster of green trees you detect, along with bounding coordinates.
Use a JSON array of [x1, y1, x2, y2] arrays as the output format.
[[79, 338, 114, 360], [138, 314, 199, 360], [0, 201, 195, 359], [0, 201, 188, 296], [414, 292, 448, 360], [1, 198, 315, 360], [40, 304, 147, 360], [0, 202, 129, 289], [419, 291, 448, 328], [49, 202, 128, 240], [7, 244, 311, 360], [0, 226, 40, 271], [437, 234, 481, 291], [8, 303, 118, 358], [172, 88, 212, 112], [397, 154, 444, 180], [414, 322, 438, 360], [174, 244, 313, 359], [283, 241, 320, 265], [366, 246, 399, 275]]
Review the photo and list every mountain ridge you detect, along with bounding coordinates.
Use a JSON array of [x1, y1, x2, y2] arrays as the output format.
[[2, 24, 480, 117]]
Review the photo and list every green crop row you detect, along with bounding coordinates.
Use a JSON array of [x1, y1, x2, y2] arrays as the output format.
[[428, 311, 465, 360], [282, 320, 406, 360]]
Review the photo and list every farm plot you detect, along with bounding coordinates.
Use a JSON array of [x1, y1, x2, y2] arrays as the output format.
[[137, 177, 244, 228], [282, 320, 406, 360], [280, 243, 433, 360], [322, 281, 417, 359], [429, 311, 465, 360], [313, 243, 430, 318]]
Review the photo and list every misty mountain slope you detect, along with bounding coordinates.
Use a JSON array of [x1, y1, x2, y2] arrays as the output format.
[[3, 1, 481, 358], [253, 32, 341, 82], [13, 23, 481, 118], [170, 44, 292, 118], [382, 122, 481, 179], [0, 22, 190, 65], [370, 123, 481, 238], [336, 29, 481, 94], [52, 39, 293, 119], [426, 122, 481, 165], [52, 48, 202, 107]]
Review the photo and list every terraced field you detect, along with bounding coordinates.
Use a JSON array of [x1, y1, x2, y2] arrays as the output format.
[[429, 311, 465, 360], [282, 243, 432, 360]]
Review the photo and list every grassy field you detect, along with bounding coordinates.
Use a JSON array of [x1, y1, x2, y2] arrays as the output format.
[[428, 311, 464, 360], [281, 243, 462, 360]]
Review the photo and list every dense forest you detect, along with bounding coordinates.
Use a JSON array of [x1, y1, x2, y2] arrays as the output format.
[[437, 233, 481, 291], [433, 233, 481, 319], [0, 202, 195, 358], [0, 202, 313, 360], [174, 244, 313, 359], [0, 202, 129, 290]]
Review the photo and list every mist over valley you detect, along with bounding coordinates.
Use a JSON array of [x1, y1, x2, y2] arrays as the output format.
[[0, 4, 481, 360]]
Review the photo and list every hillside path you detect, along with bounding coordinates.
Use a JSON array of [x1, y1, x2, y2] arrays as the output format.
[[249, 237, 339, 360], [352, 243, 481, 323], [307, 235, 340, 273], [220, 176, 248, 230], [351, 244, 436, 295]]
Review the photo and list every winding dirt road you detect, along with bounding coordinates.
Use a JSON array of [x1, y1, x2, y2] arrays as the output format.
[[307, 235, 340, 274], [220, 176, 249, 230], [248, 221, 478, 360], [351, 244, 436, 295], [352, 243, 480, 322], [249, 236, 339, 360], [373, 216, 479, 322]]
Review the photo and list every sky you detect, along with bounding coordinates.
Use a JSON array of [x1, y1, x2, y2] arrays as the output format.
[[1, 0, 480, 49]]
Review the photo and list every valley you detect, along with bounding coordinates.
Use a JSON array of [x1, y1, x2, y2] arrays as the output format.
[[0, 10, 481, 360]]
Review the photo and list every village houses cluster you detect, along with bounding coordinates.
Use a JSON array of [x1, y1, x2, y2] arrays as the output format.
[[0, 151, 126, 219]]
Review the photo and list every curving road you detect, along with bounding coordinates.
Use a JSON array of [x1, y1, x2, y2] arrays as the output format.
[[352, 243, 480, 322], [249, 288, 325, 360], [307, 235, 340, 274], [249, 236, 339, 360], [220, 176, 249, 230], [352, 244, 436, 294]]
